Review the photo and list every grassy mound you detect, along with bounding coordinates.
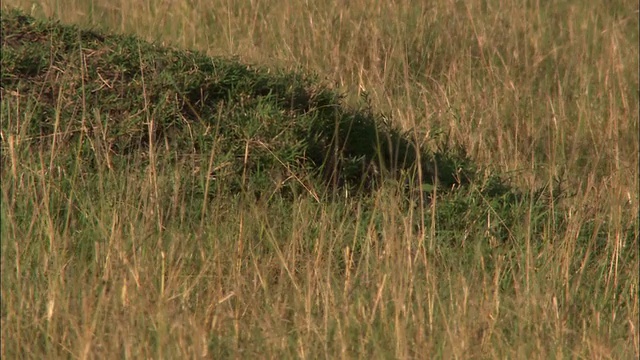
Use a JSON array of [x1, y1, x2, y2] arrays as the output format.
[[2, 9, 626, 248], [1, 9, 475, 200]]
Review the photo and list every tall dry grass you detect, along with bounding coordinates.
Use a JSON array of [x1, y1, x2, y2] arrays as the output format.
[[1, 1, 638, 358], [7, 0, 637, 184]]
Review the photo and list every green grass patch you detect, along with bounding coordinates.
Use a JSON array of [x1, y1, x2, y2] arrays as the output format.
[[1, 9, 478, 202]]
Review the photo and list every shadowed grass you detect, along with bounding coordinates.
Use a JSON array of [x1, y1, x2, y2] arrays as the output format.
[[1, 10, 478, 203]]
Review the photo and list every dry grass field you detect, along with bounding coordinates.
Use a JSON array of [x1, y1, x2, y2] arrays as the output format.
[[1, 1, 638, 358]]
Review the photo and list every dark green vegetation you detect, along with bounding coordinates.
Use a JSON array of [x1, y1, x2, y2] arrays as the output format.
[[2, 9, 473, 199], [1, 6, 637, 359], [2, 10, 592, 246]]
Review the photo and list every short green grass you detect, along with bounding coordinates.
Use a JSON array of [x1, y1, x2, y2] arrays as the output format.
[[1, 2, 638, 359]]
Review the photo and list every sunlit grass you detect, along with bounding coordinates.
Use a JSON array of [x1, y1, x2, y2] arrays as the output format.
[[1, 1, 638, 358]]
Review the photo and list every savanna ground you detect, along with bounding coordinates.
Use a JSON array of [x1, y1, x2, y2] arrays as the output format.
[[1, 1, 638, 358]]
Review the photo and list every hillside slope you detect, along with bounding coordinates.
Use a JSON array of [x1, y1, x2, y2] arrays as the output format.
[[1, 9, 476, 199]]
